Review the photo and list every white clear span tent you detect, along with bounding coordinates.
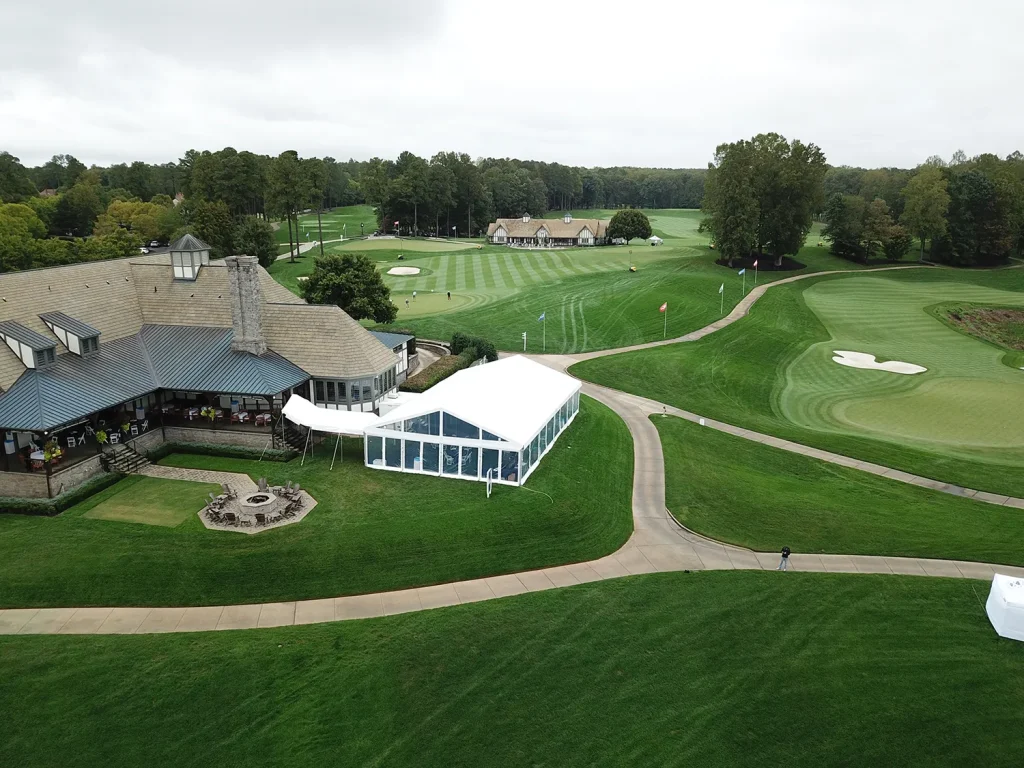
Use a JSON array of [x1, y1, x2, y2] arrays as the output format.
[[282, 393, 377, 468], [648, 235, 663, 244], [364, 355, 582, 486], [986, 574, 1024, 641]]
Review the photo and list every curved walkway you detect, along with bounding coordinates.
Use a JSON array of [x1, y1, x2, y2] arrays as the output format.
[[4, 264, 1023, 636]]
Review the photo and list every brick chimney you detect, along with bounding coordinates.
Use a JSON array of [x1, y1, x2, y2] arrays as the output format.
[[225, 255, 267, 355]]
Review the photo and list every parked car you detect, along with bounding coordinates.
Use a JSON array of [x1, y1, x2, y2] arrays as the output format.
[[149, 240, 160, 247]]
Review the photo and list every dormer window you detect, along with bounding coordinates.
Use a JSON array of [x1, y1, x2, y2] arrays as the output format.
[[563, 213, 572, 224], [168, 232, 212, 281], [39, 312, 100, 357], [34, 348, 56, 368], [0, 320, 58, 370]]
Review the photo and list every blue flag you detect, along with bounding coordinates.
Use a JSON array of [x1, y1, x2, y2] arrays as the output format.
[[738, 268, 746, 275], [538, 312, 545, 322]]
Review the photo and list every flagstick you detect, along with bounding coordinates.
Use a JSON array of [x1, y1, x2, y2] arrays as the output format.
[[742, 271, 746, 296], [663, 306, 667, 339], [720, 289, 724, 316], [543, 315, 546, 352], [754, 263, 758, 288]]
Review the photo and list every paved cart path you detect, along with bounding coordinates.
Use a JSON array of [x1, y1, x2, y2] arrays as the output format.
[[5, 263, 1024, 636]]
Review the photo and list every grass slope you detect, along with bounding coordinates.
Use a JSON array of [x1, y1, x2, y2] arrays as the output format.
[[79, 475, 220, 527], [574, 268, 1024, 497], [0, 397, 632, 608], [3, 572, 1023, 767], [656, 416, 1024, 564], [273, 204, 376, 252]]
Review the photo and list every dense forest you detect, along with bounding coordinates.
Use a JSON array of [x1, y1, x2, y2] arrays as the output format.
[[1, 143, 1022, 273]]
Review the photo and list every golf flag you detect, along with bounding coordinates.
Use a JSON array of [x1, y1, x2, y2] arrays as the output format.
[[659, 302, 667, 312], [738, 268, 746, 275], [538, 312, 545, 321], [393, 220, 399, 226], [753, 260, 758, 268], [719, 284, 724, 294], [452, 225, 456, 231]]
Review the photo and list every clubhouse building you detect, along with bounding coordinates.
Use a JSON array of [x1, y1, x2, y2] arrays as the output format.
[[486, 214, 608, 247], [0, 235, 408, 498]]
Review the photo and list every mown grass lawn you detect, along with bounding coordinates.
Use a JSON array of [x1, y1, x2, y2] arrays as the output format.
[[573, 267, 1024, 498], [0, 397, 632, 608], [656, 416, 1024, 565], [3, 572, 1023, 767], [79, 475, 220, 527]]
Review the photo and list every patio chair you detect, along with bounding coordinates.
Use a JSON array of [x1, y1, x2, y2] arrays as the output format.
[[85, 425, 96, 437], [140, 420, 149, 432], [285, 481, 292, 492], [292, 483, 300, 495], [130, 424, 139, 436], [76, 433, 86, 446], [241, 519, 252, 527], [223, 512, 237, 524], [109, 432, 119, 444], [258, 477, 268, 492], [255, 513, 266, 526], [66, 436, 76, 449]]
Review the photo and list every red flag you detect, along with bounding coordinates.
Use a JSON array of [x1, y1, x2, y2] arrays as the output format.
[[393, 220, 399, 226], [659, 302, 667, 312], [753, 259, 759, 268]]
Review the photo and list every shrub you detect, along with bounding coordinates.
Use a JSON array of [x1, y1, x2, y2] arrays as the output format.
[[401, 348, 478, 393], [0, 471, 125, 516], [146, 442, 298, 463], [450, 332, 497, 362]]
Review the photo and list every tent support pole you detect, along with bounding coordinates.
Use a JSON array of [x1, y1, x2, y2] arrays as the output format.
[[301, 428, 311, 466], [258, 439, 271, 462], [330, 435, 340, 471]]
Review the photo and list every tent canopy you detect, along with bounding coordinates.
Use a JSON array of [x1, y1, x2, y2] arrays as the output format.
[[282, 393, 377, 436], [648, 235, 663, 243], [987, 574, 1024, 642]]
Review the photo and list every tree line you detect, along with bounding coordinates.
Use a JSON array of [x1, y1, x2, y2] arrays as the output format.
[[700, 136, 1024, 268]]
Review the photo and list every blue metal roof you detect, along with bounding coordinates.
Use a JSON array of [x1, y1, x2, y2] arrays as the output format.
[[39, 311, 100, 339], [0, 325, 309, 431], [369, 330, 414, 350], [0, 320, 56, 351]]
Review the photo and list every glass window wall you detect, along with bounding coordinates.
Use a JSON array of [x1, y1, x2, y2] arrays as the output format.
[[404, 440, 421, 470], [423, 442, 439, 472], [405, 412, 440, 435], [385, 437, 401, 467], [482, 448, 499, 478], [443, 413, 480, 439], [442, 445, 459, 475], [461, 446, 479, 477], [501, 451, 519, 482], [367, 435, 383, 465]]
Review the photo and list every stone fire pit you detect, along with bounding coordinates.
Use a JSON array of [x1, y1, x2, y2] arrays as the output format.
[[199, 483, 317, 534]]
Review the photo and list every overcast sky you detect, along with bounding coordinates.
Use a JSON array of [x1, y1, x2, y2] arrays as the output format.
[[2, 0, 1021, 170]]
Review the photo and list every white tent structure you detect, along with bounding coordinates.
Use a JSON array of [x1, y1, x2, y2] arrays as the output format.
[[363, 355, 582, 486], [281, 393, 377, 468], [648, 235, 663, 245], [986, 574, 1024, 641]]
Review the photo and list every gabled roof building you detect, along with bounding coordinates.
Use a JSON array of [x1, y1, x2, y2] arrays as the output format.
[[0, 235, 405, 498], [486, 213, 608, 247]]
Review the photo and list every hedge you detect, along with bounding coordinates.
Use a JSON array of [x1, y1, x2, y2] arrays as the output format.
[[401, 348, 478, 393], [451, 332, 497, 361], [146, 441, 298, 463], [0, 471, 126, 517]]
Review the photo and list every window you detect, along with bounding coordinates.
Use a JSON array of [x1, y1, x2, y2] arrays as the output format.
[[367, 435, 383, 465], [501, 451, 519, 482], [442, 445, 459, 475], [539, 428, 547, 454], [547, 419, 555, 444], [531, 435, 540, 461], [385, 437, 401, 468], [405, 412, 440, 435], [482, 448, 499, 478], [404, 440, 421, 470], [443, 413, 479, 439], [362, 384, 372, 402], [422, 442, 439, 472], [314, 380, 325, 402], [352, 385, 361, 402], [482, 430, 502, 441], [326, 381, 336, 403], [461, 446, 479, 477], [338, 382, 347, 400], [33, 348, 55, 368]]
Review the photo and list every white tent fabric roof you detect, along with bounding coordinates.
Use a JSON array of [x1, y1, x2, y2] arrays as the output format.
[[648, 235, 663, 242], [369, 355, 581, 447], [987, 574, 1024, 642], [282, 393, 377, 435]]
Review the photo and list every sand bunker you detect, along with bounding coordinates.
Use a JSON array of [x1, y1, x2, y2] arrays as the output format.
[[387, 266, 421, 276], [832, 350, 926, 375]]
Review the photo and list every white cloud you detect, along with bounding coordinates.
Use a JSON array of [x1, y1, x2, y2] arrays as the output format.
[[2, 0, 1022, 168]]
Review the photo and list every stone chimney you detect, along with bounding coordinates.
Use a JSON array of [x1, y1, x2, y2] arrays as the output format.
[[225, 255, 267, 355]]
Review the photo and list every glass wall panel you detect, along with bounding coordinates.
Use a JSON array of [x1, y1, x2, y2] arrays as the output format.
[[352, 384, 361, 402], [482, 448, 499, 478], [326, 381, 336, 403], [443, 413, 480, 439], [501, 451, 520, 482], [482, 430, 502, 441], [547, 419, 555, 443], [531, 435, 540, 460], [404, 440, 421, 470], [461, 446, 479, 477], [385, 438, 401, 467], [442, 445, 459, 475], [367, 435, 383, 465], [339, 382, 347, 400], [539, 427, 548, 454], [422, 442, 439, 472], [314, 380, 325, 402], [405, 412, 440, 435], [523, 443, 532, 471], [362, 384, 372, 402]]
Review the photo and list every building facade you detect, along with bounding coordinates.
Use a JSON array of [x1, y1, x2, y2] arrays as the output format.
[[486, 214, 608, 247], [0, 234, 405, 497]]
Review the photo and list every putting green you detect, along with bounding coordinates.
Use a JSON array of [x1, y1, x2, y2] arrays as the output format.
[[779, 275, 1024, 462], [332, 238, 479, 253]]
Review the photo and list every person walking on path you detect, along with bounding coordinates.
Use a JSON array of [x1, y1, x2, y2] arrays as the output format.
[[412, 291, 417, 302], [447, 291, 451, 301], [778, 546, 791, 571]]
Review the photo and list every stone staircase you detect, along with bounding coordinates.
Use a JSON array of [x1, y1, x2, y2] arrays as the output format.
[[105, 443, 151, 475]]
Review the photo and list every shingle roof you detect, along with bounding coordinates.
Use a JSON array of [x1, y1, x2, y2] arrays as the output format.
[[0, 320, 57, 351], [169, 233, 211, 252], [39, 311, 100, 339], [369, 330, 414, 350], [486, 217, 607, 239]]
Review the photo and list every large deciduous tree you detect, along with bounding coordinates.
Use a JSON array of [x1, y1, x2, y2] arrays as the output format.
[[700, 140, 758, 266], [0, 152, 38, 202], [302, 253, 398, 323], [607, 208, 653, 244], [900, 165, 950, 261], [235, 216, 277, 269]]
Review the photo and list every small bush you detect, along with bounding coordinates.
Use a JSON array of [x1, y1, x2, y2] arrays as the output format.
[[450, 332, 497, 361], [401, 348, 478, 393], [0, 471, 125, 516], [147, 442, 298, 463]]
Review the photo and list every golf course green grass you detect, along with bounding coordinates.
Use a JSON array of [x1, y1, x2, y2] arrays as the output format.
[[573, 267, 1024, 497], [0, 397, 632, 608], [4, 572, 1023, 767], [274, 204, 376, 253], [79, 475, 220, 527], [657, 416, 1024, 565]]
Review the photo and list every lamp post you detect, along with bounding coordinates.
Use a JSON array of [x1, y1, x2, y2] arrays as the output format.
[[360, 222, 364, 237]]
